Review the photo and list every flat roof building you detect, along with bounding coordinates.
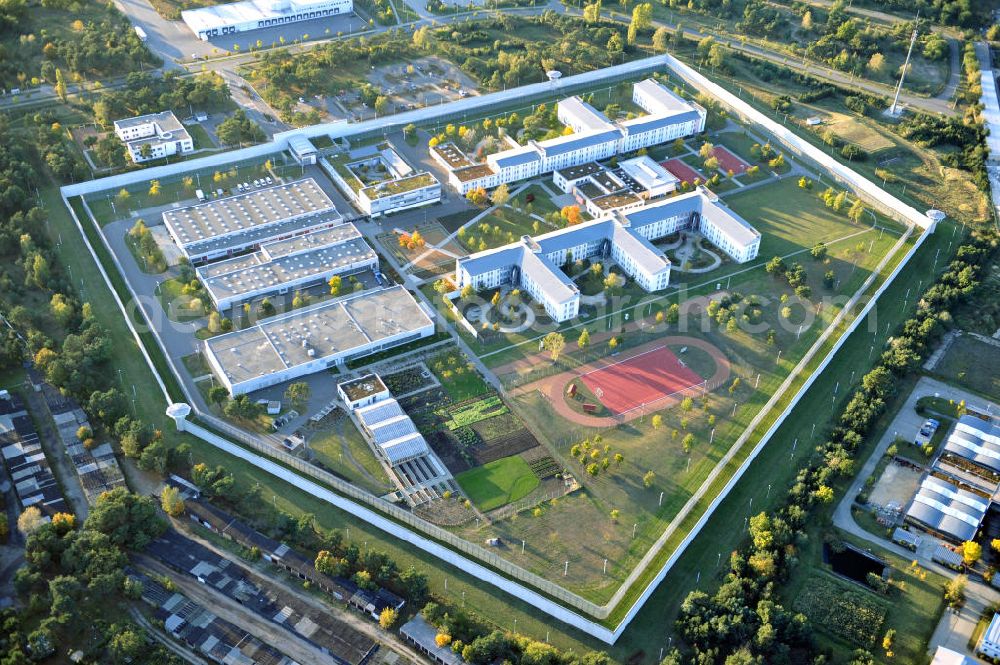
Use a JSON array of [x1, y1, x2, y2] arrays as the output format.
[[904, 475, 988, 543], [182, 0, 352, 41], [204, 285, 435, 395], [0, 393, 68, 518], [113, 111, 193, 164], [980, 614, 1000, 660], [618, 155, 679, 198], [196, 223, 377, 311], [162, 178, 339, 263]]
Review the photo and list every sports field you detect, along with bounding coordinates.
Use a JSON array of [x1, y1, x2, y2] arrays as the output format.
[[661, 158, 702, 184], [580, 346, 704, 415], [712, 145, 750, 174], [456, 455, 539, 511]]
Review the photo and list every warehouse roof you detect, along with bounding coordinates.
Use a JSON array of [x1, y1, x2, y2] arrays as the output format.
[[182, 0, 337, 33], [204, 286, 433, 387], [163, 178, 335, 251], [943, 415, 1000, 475], [197, 225, 376, 305], [905, 475, 988, 542]]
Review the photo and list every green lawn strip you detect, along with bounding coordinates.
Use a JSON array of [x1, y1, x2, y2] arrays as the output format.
[[186, 123, 216, 149], [308, 417, 394, 495], [605, 223, 954, 658], [456, 456, 540, 511]]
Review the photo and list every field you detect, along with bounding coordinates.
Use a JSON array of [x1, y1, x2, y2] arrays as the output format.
[[933, 334, 1000, 399], [793, 572, 888, 647], [456, 456, 540, 511]]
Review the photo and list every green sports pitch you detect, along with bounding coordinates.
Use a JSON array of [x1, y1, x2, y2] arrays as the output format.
[[456, 456, 540, 511]]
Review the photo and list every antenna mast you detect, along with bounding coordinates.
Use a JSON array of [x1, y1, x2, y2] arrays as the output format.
[[889, 13, 919, 116]]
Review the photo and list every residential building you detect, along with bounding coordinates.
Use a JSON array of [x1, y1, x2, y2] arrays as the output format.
[[182, 0, 353, 41], [113, 111, 194, 163], [436, 79, 705, 195], [455, 188, 759, 321]]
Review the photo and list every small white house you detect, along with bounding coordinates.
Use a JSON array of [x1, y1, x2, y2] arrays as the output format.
[[113, 111, 194, 163]]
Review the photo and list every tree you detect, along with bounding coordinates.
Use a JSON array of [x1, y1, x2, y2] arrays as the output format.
[[607, 32, 624, 57], [54, 68, 67, 101], [962, 540, 982, 566], [578, 328, 590, 351], [848, 198, 866, 223], [867, 52, 885, 75], [583, 0, 601, 22], [149, 179, 161, 197], [542, 332, 566, 361], [161, 486, 185, 517], [944, 575, 967, 608], [682, 433, 694, 453], [379, 607, 399, 629], [608, 336, 619, 351], [208, 385, 229, 407], [801, 10, 813, 30], [285, 381, 311, 408], [560, 205, 582, 226], [810, 242, 828, 260], [642, 470, 655, 487], [490, 183, 510, 208], [49, 293, 74, 327], [374, 95, 389, 116], [17, 506, 44, 535], [328, 275, 342, 296], [216, 110, 265, 146], [653, 26, 670, 52], [651, 414, 663, 429], [610, 509, 620, 521], [85, 488, 165, 550]]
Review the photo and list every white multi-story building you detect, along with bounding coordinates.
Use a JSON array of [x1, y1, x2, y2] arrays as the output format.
[[182, 0, 353, 41], [455, 188, 758, 321], [113, 111, 194, 163], [322, 145, 441, 218], [437, 79, 705, 195], [979, 615, 1000, 660]]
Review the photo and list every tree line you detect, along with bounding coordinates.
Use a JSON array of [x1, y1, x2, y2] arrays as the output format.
[[673, 227, 999, 664]]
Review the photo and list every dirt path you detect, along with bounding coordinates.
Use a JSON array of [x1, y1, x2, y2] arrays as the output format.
[[509, 335, 731, 428]]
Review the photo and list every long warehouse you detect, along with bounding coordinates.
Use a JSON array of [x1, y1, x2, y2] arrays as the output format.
[[163, 178, 340, 263], [196, 223, 378, 311], [203, 286, 435, 395]]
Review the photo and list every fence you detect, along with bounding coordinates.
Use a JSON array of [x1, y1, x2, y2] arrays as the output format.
[[186, 413, 609, 619], [663, 55, 933, 231]]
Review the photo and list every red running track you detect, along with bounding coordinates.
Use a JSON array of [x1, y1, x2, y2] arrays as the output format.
[[579, 346, 703, 415], [713, 145, 750, 174], [661, 159, 702, 184]]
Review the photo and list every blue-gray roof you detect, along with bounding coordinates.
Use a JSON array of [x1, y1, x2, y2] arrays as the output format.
[[906, 475, 988, 542], [456, 245, 524, 277], [623, 191, 700, 228], [535, 218, 614, 255], [537, 129, 623, 158], [620, 110, 703, 135], [943, 415, 1000, 474], [492, 148, 541, 169]]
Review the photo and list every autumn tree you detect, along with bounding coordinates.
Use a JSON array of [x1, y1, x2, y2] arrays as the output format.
[[543, 332, 566, 361], [161, 486, 185, 517]]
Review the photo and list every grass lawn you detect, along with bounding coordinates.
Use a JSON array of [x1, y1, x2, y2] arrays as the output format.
[[186, 123, 216, 149], [933, 334, 1000, 400], [308, 414, 393, 495], [512, 184, 561, 217], [460, 209, 542, 252], [725, 176, 887, 259], [456, 456, 539, 511], [85, 157, 280, 225]]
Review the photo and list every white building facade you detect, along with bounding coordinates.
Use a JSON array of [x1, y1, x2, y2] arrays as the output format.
[[455, 189, 758, 321], [439, 79, 705, 195], [113, 111, 194, 163], [182, 0, 353, 41]]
